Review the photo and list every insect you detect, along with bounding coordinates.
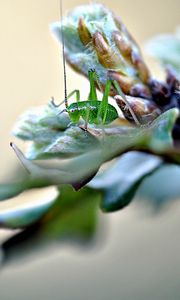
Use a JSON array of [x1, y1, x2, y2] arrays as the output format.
[[52, 1, 119, 131], [53, 69, 119, 130]]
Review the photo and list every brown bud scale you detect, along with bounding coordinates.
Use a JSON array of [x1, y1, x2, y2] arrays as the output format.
[[78, 17, 92, 46]]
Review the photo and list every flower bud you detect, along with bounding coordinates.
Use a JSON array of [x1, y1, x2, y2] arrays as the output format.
[[113, 31, 132, 58], [78, 17, 92, 46], [115, 95, 161, 124], [92, 32, 121, 69], [131, 51, 150, 84]]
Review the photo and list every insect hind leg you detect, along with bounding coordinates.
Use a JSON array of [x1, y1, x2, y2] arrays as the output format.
[[112, 80, 141, 126], [88, 69, 103, 101], [97, 80, 112, 124]]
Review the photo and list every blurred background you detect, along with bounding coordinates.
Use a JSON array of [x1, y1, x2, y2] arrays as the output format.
[[0, 0, 180, 299]]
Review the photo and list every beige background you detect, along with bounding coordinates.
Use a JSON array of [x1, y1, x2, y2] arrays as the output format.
[[0, 2, 180, 300], [0, 0, 180, 179]]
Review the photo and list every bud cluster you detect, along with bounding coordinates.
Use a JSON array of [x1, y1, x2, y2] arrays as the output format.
[[52, 3, 180, 138], [52, 3, 152, 97]]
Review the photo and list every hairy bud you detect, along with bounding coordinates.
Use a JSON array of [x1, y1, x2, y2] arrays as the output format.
[[52, 3, 151, 97], [78, 17, 92, 46]]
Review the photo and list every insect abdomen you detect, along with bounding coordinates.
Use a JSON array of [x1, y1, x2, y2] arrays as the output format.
[[68, 101, 118, 124]]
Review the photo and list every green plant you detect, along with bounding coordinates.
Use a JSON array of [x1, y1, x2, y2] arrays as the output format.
[[0, 3, 180, 244]]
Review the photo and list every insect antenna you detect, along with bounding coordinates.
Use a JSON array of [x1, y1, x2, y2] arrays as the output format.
[[60, 0, 68, 109]]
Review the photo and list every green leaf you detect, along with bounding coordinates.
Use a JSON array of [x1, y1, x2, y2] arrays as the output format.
[[37, 126, 100, 158], [41, 186, 100, 238], [0, 188, 57, 228], [0, 182, 28, 201], [6, 108, 179, 200], [0, 107, 179, 230], [138, 164, 180, 210], [13, 103, 70, 147], [89, 151, 162, 211], [13, 103, 99, 160], [1, 186, 100, 265], [143, 108, 179, 152]]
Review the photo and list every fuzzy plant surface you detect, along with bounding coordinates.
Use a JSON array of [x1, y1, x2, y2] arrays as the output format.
[[52, 3, 180, 139], [0, 3, 180, 250]]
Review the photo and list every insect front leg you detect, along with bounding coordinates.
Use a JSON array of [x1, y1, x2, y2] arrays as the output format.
[[67, 89, 80, 102], [51, 89, 81, 109]]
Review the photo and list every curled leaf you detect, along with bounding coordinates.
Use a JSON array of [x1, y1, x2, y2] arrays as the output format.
[[0, 187, 57, 229], [89, 151, 162, 211], [8, 108, 180, 199]]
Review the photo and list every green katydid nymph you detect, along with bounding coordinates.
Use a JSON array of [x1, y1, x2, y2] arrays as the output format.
[[52, 69, 119, 130]]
